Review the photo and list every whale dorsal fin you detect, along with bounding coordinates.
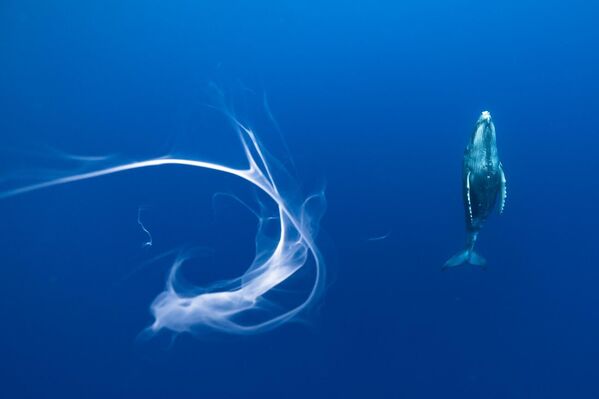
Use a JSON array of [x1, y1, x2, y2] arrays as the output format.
[[498, 163, 507, 214], [466, 171, 473, 222]]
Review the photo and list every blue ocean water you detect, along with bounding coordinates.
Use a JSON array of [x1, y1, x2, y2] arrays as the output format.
[[1, 1, 598, 398]]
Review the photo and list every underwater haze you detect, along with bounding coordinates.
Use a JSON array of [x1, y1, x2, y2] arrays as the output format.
[[1, 0, 599, 398]]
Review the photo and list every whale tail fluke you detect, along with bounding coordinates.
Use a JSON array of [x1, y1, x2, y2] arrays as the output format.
[[443, 249, 486, 269]]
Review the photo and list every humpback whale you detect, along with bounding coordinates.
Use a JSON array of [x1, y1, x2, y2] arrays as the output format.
[[444, 111, 507, 268]]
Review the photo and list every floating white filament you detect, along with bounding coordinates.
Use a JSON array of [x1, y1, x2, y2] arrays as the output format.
[[137, 207, 153, 248], [0, 118, 325, 335]]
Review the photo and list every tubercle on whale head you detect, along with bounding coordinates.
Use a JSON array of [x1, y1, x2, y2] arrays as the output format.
[[478, 111, 492, 124], [475, 110, 495, 132]]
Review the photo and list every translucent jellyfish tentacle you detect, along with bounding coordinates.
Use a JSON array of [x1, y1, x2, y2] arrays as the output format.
[[137, 207, 153, 248], [0, 121, 325, 335]]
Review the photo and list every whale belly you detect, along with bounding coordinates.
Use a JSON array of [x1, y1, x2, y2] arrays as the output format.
[[463, 168, 501, 231]]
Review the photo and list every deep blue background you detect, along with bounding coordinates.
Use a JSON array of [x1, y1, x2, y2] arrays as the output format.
[[1, 1, 599, 398]]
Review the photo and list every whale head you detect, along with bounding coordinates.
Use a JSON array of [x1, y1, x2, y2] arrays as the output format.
[[479, 110, 492, 123], [472, 110, 496, 148]]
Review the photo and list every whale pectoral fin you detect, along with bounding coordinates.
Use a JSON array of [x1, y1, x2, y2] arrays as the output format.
[[498, 163, 507, 214], [465, 171, 473, 223]]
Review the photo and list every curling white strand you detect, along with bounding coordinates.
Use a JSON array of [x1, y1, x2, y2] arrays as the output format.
[[0, 122, 325, 335], [137, 207, 153, 248]]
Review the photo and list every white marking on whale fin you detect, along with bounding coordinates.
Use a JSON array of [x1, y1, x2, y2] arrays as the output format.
[[466, 171, 473, 223], [499, 163, 507, 214]]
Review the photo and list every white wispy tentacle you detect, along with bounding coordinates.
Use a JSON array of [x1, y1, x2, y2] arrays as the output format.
[[0, 119, 325, 335]]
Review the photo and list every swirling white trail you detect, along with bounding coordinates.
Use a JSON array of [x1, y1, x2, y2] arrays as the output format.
[[0, 121, 325, 335]]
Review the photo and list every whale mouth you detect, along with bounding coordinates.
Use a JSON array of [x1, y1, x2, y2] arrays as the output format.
[[481, 111, 491, 120]]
